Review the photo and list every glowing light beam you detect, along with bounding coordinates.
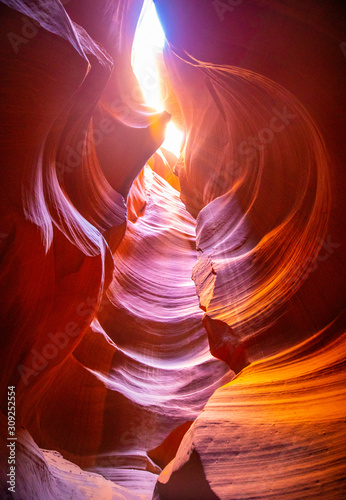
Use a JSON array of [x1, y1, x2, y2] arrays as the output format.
[[132, 1, 183, 157]]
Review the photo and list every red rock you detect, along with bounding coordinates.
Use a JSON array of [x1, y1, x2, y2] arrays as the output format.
[[0, 0, 345, 499], [155, 318, 346, 499]]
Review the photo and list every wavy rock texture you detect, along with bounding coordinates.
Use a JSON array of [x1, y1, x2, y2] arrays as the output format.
[[152, 0, 346, 498], [154, 316, 346, 499], [0, 0, 345, 499], [19, 166, 231, 492], [0, 413, 144, 500], [0, 2, 231, 497]]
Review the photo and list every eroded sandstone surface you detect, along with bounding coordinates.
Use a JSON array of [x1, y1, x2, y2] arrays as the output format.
[[0, 0, 345, 499]]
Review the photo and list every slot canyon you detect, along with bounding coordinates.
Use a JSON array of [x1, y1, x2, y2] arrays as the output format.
[[0, 0, 345, 498]]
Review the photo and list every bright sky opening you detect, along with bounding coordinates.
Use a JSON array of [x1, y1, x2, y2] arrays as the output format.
[[132, 1, 184, 157]]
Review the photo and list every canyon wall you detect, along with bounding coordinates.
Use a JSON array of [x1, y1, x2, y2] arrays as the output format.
[[0, 0, 345, 498]]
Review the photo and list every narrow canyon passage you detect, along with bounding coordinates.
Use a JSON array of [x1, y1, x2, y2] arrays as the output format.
[[0, 1, 345, 499]]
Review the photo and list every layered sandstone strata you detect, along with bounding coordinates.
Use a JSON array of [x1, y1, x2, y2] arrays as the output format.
[[0, 1, 345, 499]]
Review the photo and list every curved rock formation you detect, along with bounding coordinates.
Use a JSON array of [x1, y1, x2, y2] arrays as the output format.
[[0, 0, 345, 499], [152, 0, 346, 497], [0, 2, 231, 497], [154, 315, 346, 499]]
